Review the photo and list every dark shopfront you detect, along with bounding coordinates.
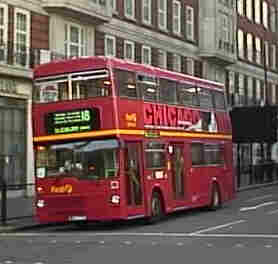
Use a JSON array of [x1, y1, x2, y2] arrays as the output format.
[[231, 106, 278, 189], [0, 96, 27, 189], [234, 142, 278, 188]]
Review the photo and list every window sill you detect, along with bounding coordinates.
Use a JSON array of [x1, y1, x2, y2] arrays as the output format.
[[124, 16, 137, 23], [158, 27, 169, 33]]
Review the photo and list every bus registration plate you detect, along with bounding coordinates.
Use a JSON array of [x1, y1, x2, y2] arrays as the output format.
[[69, 216, 87, 221]]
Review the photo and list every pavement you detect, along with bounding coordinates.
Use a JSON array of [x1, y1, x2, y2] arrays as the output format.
[[0, 195, 41, 233], [1, 180, 278, 233]]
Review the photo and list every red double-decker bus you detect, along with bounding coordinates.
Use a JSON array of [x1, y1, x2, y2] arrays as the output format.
[[32, 56, 235, 224]]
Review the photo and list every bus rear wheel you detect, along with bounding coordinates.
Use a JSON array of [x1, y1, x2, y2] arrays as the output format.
[[146, 192, 164, 224], [208, 184, 221, 210]]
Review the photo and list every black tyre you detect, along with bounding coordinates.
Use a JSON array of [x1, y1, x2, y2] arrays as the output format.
[[208, 184, 221, 210]]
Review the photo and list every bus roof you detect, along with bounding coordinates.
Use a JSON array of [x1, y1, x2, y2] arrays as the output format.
[[34, 56, 224, 90]]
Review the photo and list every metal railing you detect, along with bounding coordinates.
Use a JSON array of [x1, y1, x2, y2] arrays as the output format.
[[0, 41, 77, 70]]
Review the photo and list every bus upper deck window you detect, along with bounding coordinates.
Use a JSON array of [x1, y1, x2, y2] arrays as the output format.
[[33, 83, 60, 103], [115, 69, 137, 98], [178, 84, 199, 107], [198, 88, 213, 109], [138, 75, 158, 102], [213, 91, 226, 110]]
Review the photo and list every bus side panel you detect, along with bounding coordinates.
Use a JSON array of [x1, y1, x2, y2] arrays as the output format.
[[189, 166, 211, 206]]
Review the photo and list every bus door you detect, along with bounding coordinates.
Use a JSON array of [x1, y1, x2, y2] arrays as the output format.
[[124, 142, 145, 217], [170, 143, 188, 202]]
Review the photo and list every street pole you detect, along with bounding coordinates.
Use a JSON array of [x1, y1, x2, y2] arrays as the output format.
[[0, 156, 7, 225], [263, 42, 273, 182]]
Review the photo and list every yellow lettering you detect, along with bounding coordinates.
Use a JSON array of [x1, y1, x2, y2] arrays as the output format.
[[50, 184, 73, 193], [125, 113, 137, 122]]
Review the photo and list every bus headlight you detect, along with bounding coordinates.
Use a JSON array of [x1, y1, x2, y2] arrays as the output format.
[[111, 195, 120, 204], [37, 200, 45, 208]]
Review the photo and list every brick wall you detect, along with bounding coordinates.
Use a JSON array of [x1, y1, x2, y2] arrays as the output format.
[[31, 12, 49, 50]]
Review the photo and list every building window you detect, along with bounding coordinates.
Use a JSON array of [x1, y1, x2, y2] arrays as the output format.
[[236, 73, 245, 105], [237, 29, 244, 58], [247, 76, 253, 105], [0, 3, 8, 62], [186, 6, 194, 41], [124, 40, 135, 61], [142, 45, 151, 65], [237, 0, 244, 15], [256, 79, 262, 103], [173, 54, 181, 72], [262, 1, 268, 28], [272, 83, 276, 104], [246, 0, 253, 20], [142, 0, 151, 25], [173, 0, 181, 35], [125, 0, 135, 19], [220, 13, 229, 42], [110, 0, 116, 10], [64, 23, 86, 58], [255, 37, 261, 64], [270, 44, 276, 70], [158, 0, 167, 30], [105, 35, 116, 57], [0, 98, 26, 186], [229, 71, 235, 105], [264, 41, 269, 66], [91, 0, 107, 6], [215, 67, 222, 82], [186, 58, 194, 75], [14, 8, 30, 67], [247, 33, 253, 61], [157, 50, 167, 69], [270, 6, 277, 32], [255, 0, 261, 24]]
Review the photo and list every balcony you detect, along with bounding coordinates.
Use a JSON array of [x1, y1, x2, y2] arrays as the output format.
[[0, 41, 74, 79], [41, 0, 112, 24], [199, 38, 237, 66], [199, 0, 237, 66]]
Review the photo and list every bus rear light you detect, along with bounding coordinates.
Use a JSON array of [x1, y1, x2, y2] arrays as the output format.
[[37, 146, 46, 151], [111, 195, 120, 204], [103, 80, 111, 85], [37, 200, 45, 208], [37, 186, 44, 193]]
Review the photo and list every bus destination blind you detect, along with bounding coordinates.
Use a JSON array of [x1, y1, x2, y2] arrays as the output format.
[[46, 108, 100, 134]]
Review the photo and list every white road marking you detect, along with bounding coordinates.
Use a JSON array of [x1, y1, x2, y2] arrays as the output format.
[[267, 209, 278, 215], [190, 234, 278, 238], [246, 195, 273, 202], [188, 220, 246, 235], [240, 201, 277, 212], [234, 243, 244, 248], [265, 245, 273, 248], [2, 231, 278, 239]]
